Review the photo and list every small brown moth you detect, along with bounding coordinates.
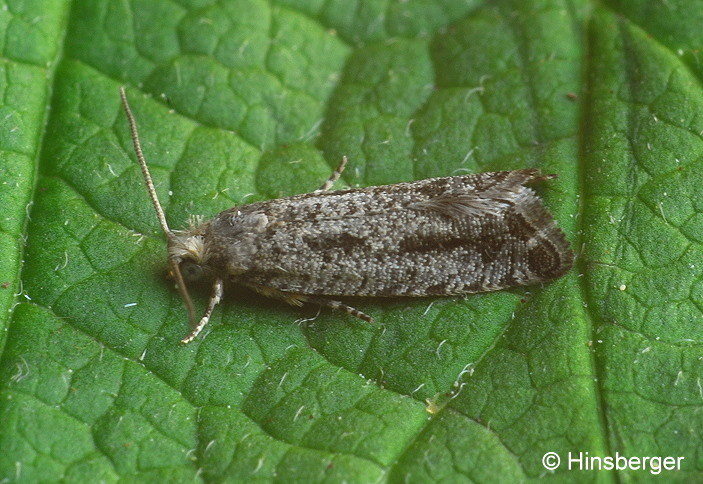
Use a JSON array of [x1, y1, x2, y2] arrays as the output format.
[[119, 88, 573, 344]]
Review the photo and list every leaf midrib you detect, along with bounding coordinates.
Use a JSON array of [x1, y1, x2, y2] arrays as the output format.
[[0, 2, 72, 354]]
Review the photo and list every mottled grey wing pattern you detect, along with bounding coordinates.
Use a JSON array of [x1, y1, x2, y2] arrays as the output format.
[[211, 170, 573, 297]]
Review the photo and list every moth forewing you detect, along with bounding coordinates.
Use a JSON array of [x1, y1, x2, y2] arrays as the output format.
[[219, 169, 573, 298], [120, 88, 573, 344]]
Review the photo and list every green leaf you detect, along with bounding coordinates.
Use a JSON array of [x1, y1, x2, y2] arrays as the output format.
[[1, 0, 702, 481]]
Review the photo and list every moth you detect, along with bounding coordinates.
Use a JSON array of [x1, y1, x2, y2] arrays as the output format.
[[119, 88, 573, 344]]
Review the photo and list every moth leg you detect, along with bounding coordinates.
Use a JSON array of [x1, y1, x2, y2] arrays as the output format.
[[245, 283, 308, 307], [181, 278, 224, 344], [305, 296, 375, 324], [316, 156, 348, 192], [531, 172, 557, 182], [245, 283, 374, 324]]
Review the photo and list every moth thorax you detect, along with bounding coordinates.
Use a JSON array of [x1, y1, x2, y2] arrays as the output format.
[[169, 233, 207, 263]]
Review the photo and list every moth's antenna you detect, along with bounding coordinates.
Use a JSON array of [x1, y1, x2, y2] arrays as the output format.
[[119, 86, 171, 237], [119, 86, 197, 326], [169, 258, 197, 326]]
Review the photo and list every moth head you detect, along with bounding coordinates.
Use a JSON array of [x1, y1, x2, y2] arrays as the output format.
[[168, 232, 209, 282], [120, 87, 198, 326]]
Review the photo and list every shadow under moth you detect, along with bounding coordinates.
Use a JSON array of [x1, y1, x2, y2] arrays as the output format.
[[119, 88, 574, 344]]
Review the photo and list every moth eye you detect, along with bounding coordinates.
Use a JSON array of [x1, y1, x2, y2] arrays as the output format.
[[181, 261, 204, 282]]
